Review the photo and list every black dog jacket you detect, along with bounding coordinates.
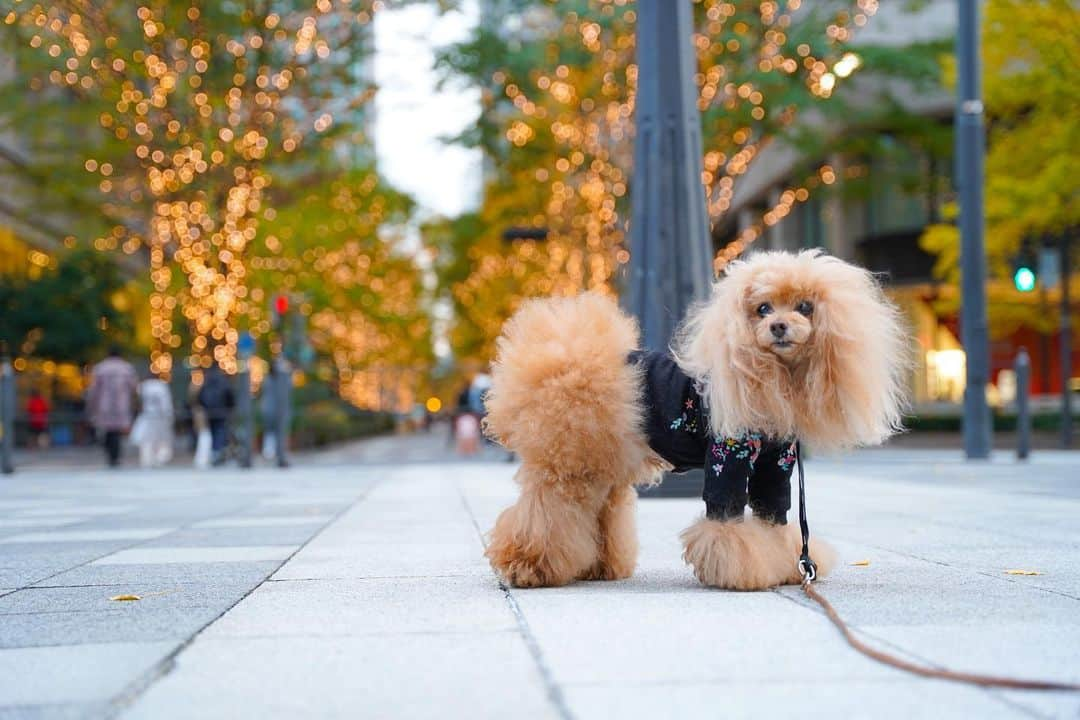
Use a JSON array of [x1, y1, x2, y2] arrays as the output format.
[[629, 350, 796, 524]]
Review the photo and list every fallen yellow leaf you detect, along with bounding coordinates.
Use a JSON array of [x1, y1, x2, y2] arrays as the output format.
[[850, 560, 871, 567], [1004, 569, 1043, 576], [109, 594, 142, 602]]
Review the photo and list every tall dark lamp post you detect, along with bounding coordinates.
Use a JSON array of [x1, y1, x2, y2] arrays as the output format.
[[956, 0, 992, 459], [1061, 234, 1073, 447], [626, 0, 712, 351]]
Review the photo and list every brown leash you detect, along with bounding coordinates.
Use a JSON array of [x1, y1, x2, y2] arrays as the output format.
[[800, 578, 1080, 691], [793, 443, 1080, 692]]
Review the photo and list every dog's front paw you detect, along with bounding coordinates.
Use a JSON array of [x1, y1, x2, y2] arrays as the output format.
[[681, 515, 820, 590], [491, 553, 551, 588], [577, 557, 634, 582]]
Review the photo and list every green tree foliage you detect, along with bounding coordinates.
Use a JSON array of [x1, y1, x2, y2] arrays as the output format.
[[920, 0, 1079, 336], [431, 0, 947, 363], [0, 249, 132, 363], [253, 167, 433, 406]]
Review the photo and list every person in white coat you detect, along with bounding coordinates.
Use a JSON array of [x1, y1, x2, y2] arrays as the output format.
[[132, 374, 175, 468]]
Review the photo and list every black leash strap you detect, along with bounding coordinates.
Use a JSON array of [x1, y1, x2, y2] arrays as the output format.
[[795, 440, 816, 582]]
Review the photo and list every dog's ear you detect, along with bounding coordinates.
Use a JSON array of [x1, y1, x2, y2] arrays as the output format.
[[801, 256, 909, 449], [674, 269, 784, 440]]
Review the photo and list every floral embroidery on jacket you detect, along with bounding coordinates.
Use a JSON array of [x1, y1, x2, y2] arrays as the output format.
[[710, 432, 763, 468], [669, 394, 700, 434], [777, 442, 798, 472]]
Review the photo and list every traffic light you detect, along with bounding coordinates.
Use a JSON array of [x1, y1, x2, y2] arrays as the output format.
[[1012, 244, 1037, 292], [1013, 265, 1036, 292], [271, 294, 289, 327]]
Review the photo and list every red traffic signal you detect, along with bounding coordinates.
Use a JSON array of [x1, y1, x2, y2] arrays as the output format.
[[274, 294, 289, 315]]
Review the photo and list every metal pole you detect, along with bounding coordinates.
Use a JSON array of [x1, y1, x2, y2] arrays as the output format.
[[1061, 234, 1073, 448], [956, 0, 992, 459], [274, 356, 291, 468], [627, 0, 712, 350], [236, 358, 253, 468], [1, 354, 14, 474], [1015, 348, 1030, 460]]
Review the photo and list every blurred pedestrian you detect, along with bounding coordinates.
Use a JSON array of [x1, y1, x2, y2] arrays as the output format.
[[132, 372, 174, 468], [198, 361, 234, 466], [269, 355, 292, 468], [87, 346, 137, 467], [187, 373, 211, 469], [453, 387, 480, 456], [26, 389, 49, 449], [468, 372, 491, 415], [455, 411, 480, 455]]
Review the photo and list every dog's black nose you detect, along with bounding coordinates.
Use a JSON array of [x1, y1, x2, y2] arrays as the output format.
[[770, 322, 788, 338]]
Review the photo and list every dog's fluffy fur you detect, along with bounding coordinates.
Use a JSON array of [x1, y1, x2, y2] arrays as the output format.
[[484, 250, 906, 590]]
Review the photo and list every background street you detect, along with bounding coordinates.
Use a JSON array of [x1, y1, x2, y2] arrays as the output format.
[[1, 433, 1078, 719]]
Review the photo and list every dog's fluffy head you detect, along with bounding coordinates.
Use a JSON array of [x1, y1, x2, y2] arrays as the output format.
[[673, 249, 908, 452]]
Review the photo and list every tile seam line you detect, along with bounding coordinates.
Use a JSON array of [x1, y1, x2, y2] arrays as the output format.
[[103, 477, 381, 719], [457, 477, 575, 720]]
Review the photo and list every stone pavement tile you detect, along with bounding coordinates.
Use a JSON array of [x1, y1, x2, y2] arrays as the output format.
[[229, 503, 351, 519], [311, 516, 482, 547], [270, 541, 489, 581], [775, 543, 1080, 626], [16, 506, 136, 518], [138, 526, 321, 549], [92, 546, 295, 566], [0, 543, 128, 563], [0, 605, 226, 648], [998, 689, 1080, 720], [0, 549, 120, 589], [872, 545, 1080, 600], [562, 679, 1023, 720], [204, 575, 516, 638], [35, 561, 281, 589], [0, 702, 110, 719], [0, 582, 254, 615], [512, 588, 907, 686], [0, 642, 174, 705], [58, 516, 212, 531], [0, 519, 88, 531], [121, 634, 557, 720], [861, 624, 1080, 687], [0, 500, 52, 510], [0, 529, 172, 545], [192, 515, 333, 529]]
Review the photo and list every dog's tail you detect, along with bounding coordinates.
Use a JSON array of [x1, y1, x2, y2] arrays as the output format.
[[483, 292, 651, 483]]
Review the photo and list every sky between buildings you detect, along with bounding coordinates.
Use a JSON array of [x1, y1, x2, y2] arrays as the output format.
[[374, 1, 482, 219]]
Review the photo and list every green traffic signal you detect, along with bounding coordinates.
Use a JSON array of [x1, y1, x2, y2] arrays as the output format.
[[1013, 266, 1036, 292]]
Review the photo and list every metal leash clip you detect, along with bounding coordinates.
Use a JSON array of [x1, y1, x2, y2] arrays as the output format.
[[798, 556, 817, 584]]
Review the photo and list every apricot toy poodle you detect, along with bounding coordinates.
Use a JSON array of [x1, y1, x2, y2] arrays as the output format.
[[483, 249, 907, 590]]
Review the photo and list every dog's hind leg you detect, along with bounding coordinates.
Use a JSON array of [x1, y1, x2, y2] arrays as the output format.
[[579, 482, 638, 581], [486, 464, 606, 588]]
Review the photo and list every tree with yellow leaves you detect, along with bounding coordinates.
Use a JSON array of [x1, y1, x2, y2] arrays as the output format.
[[920, 0, 1079, 337]]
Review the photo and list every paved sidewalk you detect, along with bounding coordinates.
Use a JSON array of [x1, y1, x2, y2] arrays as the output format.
[[0, 451, 1078, 719]]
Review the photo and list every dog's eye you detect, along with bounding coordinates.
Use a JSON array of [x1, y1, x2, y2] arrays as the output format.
[[795, 300, 814, 316], [756, 303, 773, 317]]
